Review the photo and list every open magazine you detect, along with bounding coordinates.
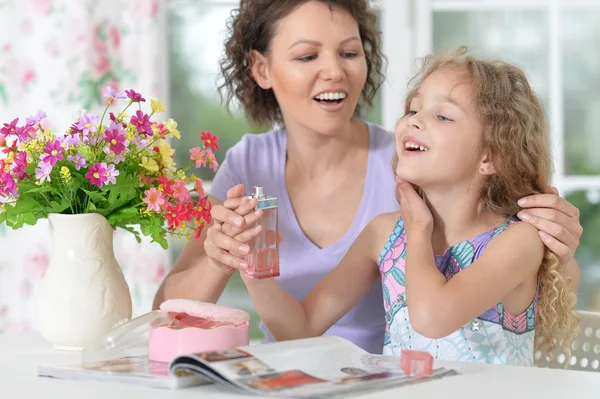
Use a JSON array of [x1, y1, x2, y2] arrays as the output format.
[[37, 354, 209, 389], [169, 336, 459, 397], [37, 335, 458, 394]]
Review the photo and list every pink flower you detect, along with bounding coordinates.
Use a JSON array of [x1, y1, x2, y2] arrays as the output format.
[[143, 187, 165, 213], [32, 0, 53, 15], [103, 163, 119, 185], [95, 54, 111, 76], [11, 151, 29, 180], [104, 122, 127, 155], [172, 180, 191, 202], [23, 249, 49, 279], [85, 162, 108, 188], [125, 89, 146, 103], [0, 171, 17, 198], [205, 150, 219, 172], [109, 25, 121, 49], [103, 85, 126, 104], [189, 147, 204, 168], [35, 161, 52, 183], [76, 113, 99, 136], [195, 178, 206, 197], [1, 118, 27, 141], [130, 110, 152, 136], [42, 140, 64, 166]]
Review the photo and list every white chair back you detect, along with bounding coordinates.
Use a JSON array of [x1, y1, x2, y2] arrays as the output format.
[[535, 310, 600, 372]]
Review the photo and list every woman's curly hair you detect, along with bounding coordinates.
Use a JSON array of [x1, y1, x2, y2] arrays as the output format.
[[217, 0, 385, 126]]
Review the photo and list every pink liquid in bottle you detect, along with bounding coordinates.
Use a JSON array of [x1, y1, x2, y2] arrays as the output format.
[[243, 186, 280, 279], [245, 247, 280, 279]]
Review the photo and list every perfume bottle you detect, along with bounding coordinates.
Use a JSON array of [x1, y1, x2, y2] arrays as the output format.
[[243, 186, 280, 279]]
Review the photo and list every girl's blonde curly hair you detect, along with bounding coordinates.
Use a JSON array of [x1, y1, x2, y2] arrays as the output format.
[[394, 47, 578, 361]]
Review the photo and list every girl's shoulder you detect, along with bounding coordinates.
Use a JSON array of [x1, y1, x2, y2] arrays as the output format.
[[368, 212, 403, 246]]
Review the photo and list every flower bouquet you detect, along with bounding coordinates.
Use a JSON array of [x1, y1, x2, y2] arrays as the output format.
[[0, 88, 219, 350], [0, 88, 218, 248]]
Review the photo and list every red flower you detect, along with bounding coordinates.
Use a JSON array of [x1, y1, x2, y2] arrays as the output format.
[[201, 131, 219, 152], [157, 175, 174, 194], [164, 202, 193, 230]]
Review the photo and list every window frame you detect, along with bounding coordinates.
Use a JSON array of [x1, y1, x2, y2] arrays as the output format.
[[386, 0, 600, 197]]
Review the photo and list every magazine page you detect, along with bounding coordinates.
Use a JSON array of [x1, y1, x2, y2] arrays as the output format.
[[169, 336, 458, 397], [38, 355, 209, 390]]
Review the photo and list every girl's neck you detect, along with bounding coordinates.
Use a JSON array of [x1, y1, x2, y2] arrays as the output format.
[[284, 119, 368, 180], [421, 184, 506, 255]]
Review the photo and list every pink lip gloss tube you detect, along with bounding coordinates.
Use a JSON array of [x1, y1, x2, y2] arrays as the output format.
[[243, 186, 280, 279]]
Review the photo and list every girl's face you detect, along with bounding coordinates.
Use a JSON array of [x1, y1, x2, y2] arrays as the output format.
[[251, 1, 368, 135], [394, 67, 489, 189]]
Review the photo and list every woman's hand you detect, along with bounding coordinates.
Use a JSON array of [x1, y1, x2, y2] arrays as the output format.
[[204, 184, 264, 273], [517, 186, 583, 265], [396, 177, 433, 239]]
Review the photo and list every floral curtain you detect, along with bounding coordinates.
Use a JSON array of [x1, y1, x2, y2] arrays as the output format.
[[0, 0, 169, 333]]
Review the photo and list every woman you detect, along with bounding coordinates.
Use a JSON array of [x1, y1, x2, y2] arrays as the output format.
[[154, 0, 582, 353]]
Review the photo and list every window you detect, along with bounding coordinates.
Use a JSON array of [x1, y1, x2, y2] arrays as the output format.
[[392, 0, 600, 311]]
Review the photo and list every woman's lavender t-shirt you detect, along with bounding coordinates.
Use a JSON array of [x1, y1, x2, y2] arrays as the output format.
[[210, 123, 399, 353]]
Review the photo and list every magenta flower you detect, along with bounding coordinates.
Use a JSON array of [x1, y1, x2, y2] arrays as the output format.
[[76, 113, 99, 136], [104, 87, 127, 103], [42, 140, 64, 167], [85, 162, 108, 188], [10, 151, 29, 180], [26, 111, 46, 126], [67, 154, 87, 170], [0, 171, 18, 198], [125, 89, 146, 103], [1, 118, 19, 136], [35, 161, 52, 183], [130, 110, 152, 136], [104, 122, 127, 155], [103, 163, 119, 185], [1, 118, 27, 141]]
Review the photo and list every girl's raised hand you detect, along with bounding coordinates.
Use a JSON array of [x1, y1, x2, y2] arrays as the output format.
[[396, 177, 433, 238]]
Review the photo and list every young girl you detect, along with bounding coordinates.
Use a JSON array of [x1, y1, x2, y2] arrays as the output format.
[[240, 48, 579, 365]]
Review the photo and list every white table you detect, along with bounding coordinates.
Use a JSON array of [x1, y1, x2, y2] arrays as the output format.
[[1, 333, 598, 398]]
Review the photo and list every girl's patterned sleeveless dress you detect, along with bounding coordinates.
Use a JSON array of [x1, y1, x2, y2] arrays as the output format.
[[378, 217, 537, 366]]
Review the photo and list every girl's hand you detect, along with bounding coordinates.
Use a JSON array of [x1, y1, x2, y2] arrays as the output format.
[[396, 177, 433, 238], [204, 184, 264, 273], [517, 186, 583, 265]]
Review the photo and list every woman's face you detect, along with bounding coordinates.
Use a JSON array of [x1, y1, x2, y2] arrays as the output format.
[[252, 1, 368, 135]]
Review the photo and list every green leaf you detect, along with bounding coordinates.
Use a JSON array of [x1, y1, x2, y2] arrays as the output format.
[[118, 225, 142, 243], [81, 188, 108, 204], [5, 197, 40, 215], [20, 186, 61, 196], [106, 173, 138, 203], [48, 199, 70, 214], [139, 216, 168, 249], [88, 201, 97, 211], [107, 207, 139, 225]]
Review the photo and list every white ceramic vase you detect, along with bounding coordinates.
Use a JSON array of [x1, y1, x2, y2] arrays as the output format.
[[36, 213, 132, 350]]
